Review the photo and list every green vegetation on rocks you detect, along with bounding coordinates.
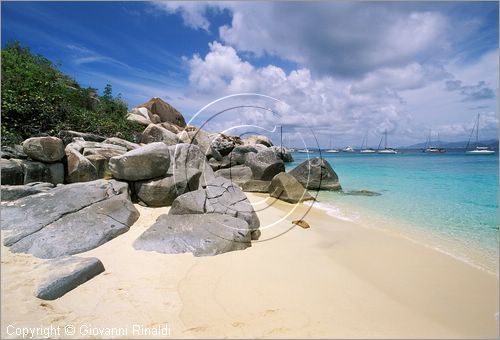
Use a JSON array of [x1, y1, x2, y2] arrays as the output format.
[[1, 42, 142, 144]]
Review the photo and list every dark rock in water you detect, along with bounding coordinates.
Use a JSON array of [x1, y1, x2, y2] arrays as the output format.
[[289, 157, 341, 191], [140, 124, 179, 145], [215, 165, 253, 184], [58, 130, 106, 145], [240, 179, 271, 193], [1, 179, 139, 258], [246, 149, 285, 181], [134, 168, 201, 207], [1, 145, 28, 159], [1, 182, 54, 201], [34, 256, 105, 300], [138, 97, 187, 127], [65, 147, 98, 183], [269, 172, 314, 203], [1, 159, 24, 185], [134, 214, 251, 256], [170, 177, 260, 240], [345, 190, 381, 196], [108, 142, 170, 181], [14, 159, 64, 185], [22, 137, 65, 163]]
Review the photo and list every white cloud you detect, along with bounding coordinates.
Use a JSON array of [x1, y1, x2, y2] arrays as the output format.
[[152, 1, 221, 31]]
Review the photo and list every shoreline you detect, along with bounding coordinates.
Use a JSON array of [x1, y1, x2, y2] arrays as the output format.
[[302, 193, 499, 276], [1, 193, 498, 338]]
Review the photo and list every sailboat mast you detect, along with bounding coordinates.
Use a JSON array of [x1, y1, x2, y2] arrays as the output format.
[[476, 114, 480, 145], [384, 130, 387, 149]]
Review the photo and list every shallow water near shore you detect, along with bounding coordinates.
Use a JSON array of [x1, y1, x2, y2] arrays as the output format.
[[287, 150, 499, 273]]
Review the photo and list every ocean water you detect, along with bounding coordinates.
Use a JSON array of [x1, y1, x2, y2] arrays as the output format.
[[286, 150, 499, 273]]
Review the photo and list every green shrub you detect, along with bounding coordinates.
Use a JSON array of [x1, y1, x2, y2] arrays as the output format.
[[1, 41, 142, 144]]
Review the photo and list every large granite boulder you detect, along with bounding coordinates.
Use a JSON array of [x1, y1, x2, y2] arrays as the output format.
[[138, 97, 186, 127], [134, 214, 251, 256], [1, 179, 139, 258], [58, 130, 106, 145], [289, 157, 341, 191], [34, 256, 105, 300], [85, 154, 108, 179], [167, 143, 215, 188], [269, 172, 314, 203], [1, 182, 54, 201], [229, 145, 258, 165], [246, 149, 285, 181], [134, 168, 201, 207], [13, 160, 64, 185], [108, 142, 170, 181], [65, 147, 98, 183], [169, 177, 260, 239], [22, 137, 65, 163], [241, 180, 271, 193], [215, 165, 253, 184], [210, 134, 241, 157], [126, 107, 159, 126], [1, 145, 28, 159], [242, 135, 273, 147], [1, 159, 24, 185], [103, 137, 140, 151], [270, 146, 294, 163], [140, 124, 179, 145], [82, 146, 126, 159], [177, 127, 213, 156]]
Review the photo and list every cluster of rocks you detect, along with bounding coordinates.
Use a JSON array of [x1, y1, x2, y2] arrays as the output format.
[[1, 97, 344, 300]]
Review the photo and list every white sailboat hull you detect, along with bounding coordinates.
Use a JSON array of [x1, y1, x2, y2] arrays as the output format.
[[465, 149, 495, 155], [360, 149, 376, 153], [378, 149, 398, 154]]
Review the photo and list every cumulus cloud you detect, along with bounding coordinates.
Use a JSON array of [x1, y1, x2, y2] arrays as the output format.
[[157, 2, 450, 77], [185, 41, 420, 146], [152, 2, 498, 145]]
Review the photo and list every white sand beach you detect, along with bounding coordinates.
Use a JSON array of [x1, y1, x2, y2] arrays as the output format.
[[1, 193, 498, 339]]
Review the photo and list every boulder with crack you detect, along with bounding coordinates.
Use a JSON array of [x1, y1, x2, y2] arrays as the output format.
[[134, 214, 251, 256], [1, 179, 139, 258], [169, 177, 260, 240]]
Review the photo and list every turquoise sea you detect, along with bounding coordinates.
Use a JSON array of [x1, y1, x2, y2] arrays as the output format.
[[286, 150, 499, 273]]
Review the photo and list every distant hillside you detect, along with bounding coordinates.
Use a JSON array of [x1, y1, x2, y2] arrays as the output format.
[[405, 139, 499, 149]]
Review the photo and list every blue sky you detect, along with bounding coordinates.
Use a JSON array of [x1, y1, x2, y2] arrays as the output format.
[[2, 1, 498, 147]]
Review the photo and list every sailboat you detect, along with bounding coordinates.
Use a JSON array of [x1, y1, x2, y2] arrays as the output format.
[[325, 135, 339, 153], [360, 132, 376, 153], [377, 129, 398, 154], [423, 129, 446, 153], [465, 114, 495, 155], [341, 146, 355, 153]]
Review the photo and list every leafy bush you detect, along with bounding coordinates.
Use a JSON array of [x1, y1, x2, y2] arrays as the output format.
[[1, 41, 142, 144]]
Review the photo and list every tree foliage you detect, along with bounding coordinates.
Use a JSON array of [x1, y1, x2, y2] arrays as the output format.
[[1, 42, 142, 144]]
